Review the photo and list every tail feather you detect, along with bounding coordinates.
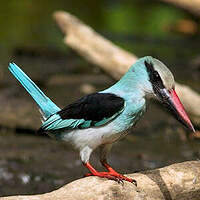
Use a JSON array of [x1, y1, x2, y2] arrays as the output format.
[[8, 63, 60, 121]]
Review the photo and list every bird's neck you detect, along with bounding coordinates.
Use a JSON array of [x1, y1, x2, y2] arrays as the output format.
[[105, 61, 155, 101], [104, 73, 146, 102]]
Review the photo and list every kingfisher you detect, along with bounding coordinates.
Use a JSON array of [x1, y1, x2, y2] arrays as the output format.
[[9, 56, 194, 185]]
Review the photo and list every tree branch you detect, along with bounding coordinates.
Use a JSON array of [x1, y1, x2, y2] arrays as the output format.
[[2, 161, 200, 200], [53, 11, 200, 125], [159, 0, 200, 17]]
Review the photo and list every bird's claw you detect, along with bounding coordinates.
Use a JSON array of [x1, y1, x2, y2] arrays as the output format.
[[84, 171, 136, 186], [131, 179, 137, 186], [116, 178, 124, 185], [84, 173, 93, 177], [116, 177, 137, 186]]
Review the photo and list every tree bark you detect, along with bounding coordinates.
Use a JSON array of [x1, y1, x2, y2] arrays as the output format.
[[159, 0, 200, 17], [53, 11, 200, 125], [1, 161, 200, 200]]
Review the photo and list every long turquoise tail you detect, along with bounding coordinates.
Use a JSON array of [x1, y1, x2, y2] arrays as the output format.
[[8, 63, 61, 121]]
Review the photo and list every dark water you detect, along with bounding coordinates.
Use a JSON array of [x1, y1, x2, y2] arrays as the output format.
[[0, 0, 200, 197]]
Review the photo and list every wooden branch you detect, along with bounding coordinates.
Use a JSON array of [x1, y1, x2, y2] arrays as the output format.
[[2, 161, 200, 200], [159, 0, 200, 17], [53, 11, 200, 125], [54, 11, 136, 80]]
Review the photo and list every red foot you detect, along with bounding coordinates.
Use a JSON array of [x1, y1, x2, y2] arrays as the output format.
[[84, 162, 137, 186]]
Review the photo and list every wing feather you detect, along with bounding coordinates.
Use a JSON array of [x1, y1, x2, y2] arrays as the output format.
[[39, 93, 125, 132]]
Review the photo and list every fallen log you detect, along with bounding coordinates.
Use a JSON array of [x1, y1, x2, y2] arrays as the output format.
[[53, 11, 200, 125], [1, 161, 200, 200], [159, 0, 200, 17]]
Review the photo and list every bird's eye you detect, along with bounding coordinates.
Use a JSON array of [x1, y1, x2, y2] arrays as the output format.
[[153, 71, 160, 80], [152, 71, 164, 89]]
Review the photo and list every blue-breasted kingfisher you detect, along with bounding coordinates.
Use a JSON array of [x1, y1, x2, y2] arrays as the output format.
[[9, 56, 194, 185]]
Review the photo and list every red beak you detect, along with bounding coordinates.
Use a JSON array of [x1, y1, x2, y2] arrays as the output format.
[[158, 88, 195, 132]]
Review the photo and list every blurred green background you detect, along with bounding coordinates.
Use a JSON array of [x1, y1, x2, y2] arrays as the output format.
[[0, 0, 200, 197], [1, 0, 200, 65]]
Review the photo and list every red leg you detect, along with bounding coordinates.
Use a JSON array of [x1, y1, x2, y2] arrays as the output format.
[[101, 161, 137, 185], [84, 162, 137, 185]]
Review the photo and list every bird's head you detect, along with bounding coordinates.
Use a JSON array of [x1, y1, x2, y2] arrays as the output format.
[[129, 56, 194, 132]]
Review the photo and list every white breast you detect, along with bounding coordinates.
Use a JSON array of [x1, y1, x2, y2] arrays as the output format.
[[59, 121, 123, 151]]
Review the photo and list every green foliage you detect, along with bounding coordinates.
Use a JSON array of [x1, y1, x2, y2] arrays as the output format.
[[104, 1, 188, 37]]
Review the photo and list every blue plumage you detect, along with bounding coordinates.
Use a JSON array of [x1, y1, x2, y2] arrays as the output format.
[[8, 63, 60, 120], [8, 56, 194, 184], [40, 106, 124, 131], [9, 63, 125, 132]]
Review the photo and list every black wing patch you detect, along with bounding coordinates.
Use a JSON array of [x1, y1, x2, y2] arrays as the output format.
[[57, 93, 125, 121]]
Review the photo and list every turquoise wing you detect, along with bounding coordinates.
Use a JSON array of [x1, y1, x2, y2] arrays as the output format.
[[40, 106, 124, 131], [39, 93, 125, 132]]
